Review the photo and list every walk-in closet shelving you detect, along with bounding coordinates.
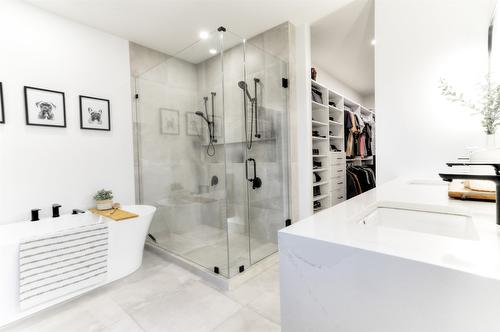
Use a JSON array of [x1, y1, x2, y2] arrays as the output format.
[[344, 98, 376, 200], [312, 80, 331, 211], [328, 89, 346, 208], [311, 79, 375, 214]]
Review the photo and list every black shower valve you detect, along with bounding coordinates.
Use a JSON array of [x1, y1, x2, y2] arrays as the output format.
[[252, 177, 262, 189]]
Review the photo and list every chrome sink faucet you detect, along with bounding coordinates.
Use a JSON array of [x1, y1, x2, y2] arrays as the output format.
[[439, 162, 500, 225]]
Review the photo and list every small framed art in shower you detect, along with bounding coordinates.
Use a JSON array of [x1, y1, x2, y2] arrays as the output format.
[[186, 112, 202, 136], [160, 108, 179, 135]]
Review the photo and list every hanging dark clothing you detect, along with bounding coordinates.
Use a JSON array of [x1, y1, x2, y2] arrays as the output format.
[[346, 165, 376, 199]]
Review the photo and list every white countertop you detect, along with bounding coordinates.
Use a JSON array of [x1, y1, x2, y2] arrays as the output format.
[[280, 178, 500, 281]]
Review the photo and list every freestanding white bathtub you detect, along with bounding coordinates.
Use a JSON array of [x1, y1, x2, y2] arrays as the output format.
[[0, 205, 156, 327]]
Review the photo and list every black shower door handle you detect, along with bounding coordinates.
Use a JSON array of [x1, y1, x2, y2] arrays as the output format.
[[245, 158, 256, 182]]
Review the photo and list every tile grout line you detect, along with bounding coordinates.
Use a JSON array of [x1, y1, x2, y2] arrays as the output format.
[[107, 289, 147, 332]]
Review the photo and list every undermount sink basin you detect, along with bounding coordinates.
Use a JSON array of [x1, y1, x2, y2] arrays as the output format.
[[359, 207, 479, 241]]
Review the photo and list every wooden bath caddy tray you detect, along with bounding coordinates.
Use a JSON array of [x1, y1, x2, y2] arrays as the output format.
[[89, 208, 138, 221], [448, 181, 496, 202]]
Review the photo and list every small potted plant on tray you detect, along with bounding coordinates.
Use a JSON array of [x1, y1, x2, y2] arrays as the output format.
[[94, 189, 114, 210]]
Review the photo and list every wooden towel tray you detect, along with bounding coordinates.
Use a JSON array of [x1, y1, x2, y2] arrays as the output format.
[[89, 208, 139, 221], [448, 180, 496, 202]]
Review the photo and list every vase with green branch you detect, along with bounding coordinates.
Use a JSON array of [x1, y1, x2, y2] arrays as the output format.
[[440, 74, 500, 191]]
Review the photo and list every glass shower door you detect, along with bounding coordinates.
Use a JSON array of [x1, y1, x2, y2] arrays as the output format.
[[135, 28, 289, 278], [243, 42, 290, 264], [136, 31, 231, 277], [220, 32, 252, 277]]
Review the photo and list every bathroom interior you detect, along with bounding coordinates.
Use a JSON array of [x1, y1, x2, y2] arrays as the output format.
[[1, 0, 500, 331]]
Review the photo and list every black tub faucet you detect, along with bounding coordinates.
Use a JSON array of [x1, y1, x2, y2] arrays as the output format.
[[52, 204, 62, 218], [439, 162, 500, 225], [31, 209, 40, 222], [72, 209, 85, 215]]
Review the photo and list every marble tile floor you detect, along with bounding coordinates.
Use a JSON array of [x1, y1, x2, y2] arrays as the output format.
[[4, 248, 281, 332]]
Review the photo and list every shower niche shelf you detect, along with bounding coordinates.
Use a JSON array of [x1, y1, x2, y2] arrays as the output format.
[[201, 137, 277, 146]]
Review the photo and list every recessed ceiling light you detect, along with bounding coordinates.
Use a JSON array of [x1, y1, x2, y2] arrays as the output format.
[[371, 39, 376, 46], [199, 31, 209, 40], [209, 48, 217, 55]]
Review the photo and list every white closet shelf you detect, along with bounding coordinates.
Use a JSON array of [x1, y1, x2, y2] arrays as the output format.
[[312, 120, 328, 126], [311, 80, 328, 90], [313, 136, 328, 141], [329, 120, 342, 125], [313, 168, 328, 172], [329, 106, 343, 113], [313, 181, 329, 186], [313, 194, 330, 202], [312, 101, 328, 110], [313, 154, 328, 158], [329, 135, 342, 139], [313, 205, 329, 212]]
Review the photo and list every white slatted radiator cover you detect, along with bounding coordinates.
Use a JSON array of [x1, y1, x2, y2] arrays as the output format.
[[19, 223, 108, 310]]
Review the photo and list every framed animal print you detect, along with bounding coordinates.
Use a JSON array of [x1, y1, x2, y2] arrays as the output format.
[[0, 82, 4, 124], [24, 86, 66, 127], [79, 95, 111, 131], [160, 108, 179, 135]]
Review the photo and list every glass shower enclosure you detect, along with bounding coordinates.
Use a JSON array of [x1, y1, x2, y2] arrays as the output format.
[[134, 28, 289, 278]]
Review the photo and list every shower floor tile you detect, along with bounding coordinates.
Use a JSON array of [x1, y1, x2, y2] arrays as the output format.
[[5, 248, 281, 332], [152, 224, 278, 277]]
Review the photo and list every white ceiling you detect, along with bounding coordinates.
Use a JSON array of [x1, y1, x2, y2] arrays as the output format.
[[25, 0, 354, 57], [311, 0, 374, 96]]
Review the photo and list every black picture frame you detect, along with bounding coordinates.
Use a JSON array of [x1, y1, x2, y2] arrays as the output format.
[[79, 95, 111, 131], [24, 86, 66, 128], [0, 82, 4, 124]]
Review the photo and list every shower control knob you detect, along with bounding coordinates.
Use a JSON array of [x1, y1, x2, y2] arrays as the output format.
[[252, 177, 262, 190]]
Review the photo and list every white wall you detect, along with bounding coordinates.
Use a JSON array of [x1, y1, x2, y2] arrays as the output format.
[[0, 1, 135, 223], [376, 0, 496, 183], [292, 24, 314, 219], [363, 94, 375, 109]]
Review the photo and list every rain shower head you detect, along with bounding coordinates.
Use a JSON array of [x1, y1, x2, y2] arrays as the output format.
[[238, 81, 254, 101]]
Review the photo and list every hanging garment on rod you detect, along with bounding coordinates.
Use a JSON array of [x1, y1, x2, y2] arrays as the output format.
[[365, 123, 373, 156], [346, 165, 376, 199], [345, 110, 360, 157], [344, 110, 375, 159]]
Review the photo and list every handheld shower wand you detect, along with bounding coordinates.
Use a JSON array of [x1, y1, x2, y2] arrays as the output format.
[[196, 96, 216, 156], [238, 79, 261, 148], [195, 111, 209, 124], [238, 81, 254, 101], [238, 80, 257, 149]]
